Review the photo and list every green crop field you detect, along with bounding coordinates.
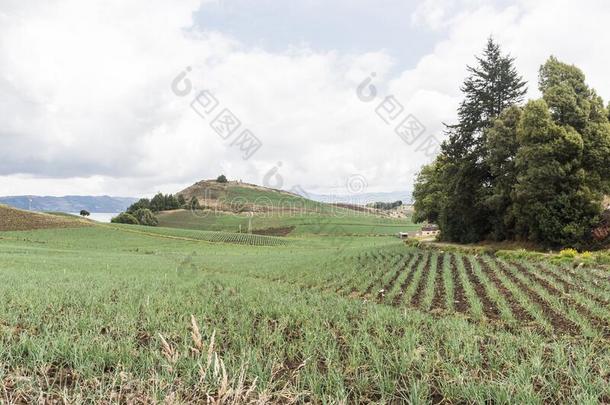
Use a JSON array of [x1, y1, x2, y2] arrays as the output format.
[[0, 223, 609, 403], [158, 209, 420, 236]]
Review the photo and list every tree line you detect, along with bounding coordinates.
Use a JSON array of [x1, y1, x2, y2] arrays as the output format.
[[111, 193, 192, 226], [413, 38, 610, 249], [368, 201, 403, 210]]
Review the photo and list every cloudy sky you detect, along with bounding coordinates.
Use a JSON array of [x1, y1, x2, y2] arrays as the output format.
[[1, 0, 609, 197]]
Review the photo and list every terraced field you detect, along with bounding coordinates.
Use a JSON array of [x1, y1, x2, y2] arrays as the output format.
[[324, 250, 610, 337]]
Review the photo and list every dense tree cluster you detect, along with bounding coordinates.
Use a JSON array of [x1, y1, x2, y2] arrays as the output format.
[[413, 39, 610, 249], [127, 193, 187, 214], [369, 201, 403, 210], [112, 193, 188, 226]]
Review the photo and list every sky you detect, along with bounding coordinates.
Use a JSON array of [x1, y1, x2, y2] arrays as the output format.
[[1, 0, 610, 197]]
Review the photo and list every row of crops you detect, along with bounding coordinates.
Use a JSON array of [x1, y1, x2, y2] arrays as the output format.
[[111, 224, 291, 246], [320, 249, 610, 337]]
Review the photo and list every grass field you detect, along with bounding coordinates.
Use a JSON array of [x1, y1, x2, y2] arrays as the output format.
[[158, 209, 420, 236], [0, 224, 609, 403]]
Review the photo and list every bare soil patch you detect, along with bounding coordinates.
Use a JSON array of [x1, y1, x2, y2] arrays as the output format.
[[0, 206, 89, 232]]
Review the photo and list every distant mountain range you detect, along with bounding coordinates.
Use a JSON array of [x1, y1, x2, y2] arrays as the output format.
[[304, 191, 412, 205], [0, 196, 137, 213], [0, 187, 411, 213]]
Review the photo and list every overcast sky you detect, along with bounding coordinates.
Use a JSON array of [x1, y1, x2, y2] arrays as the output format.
[[1, 0, 609, 197]]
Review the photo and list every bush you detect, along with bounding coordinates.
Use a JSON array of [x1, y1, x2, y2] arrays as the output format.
[[79, 210, 90, 217], [559, 248, 578, 258], [217, 174, 228, 183], [111, 212, 139, 225], [189, 197, 201, 210], [133, 208, 158, 227]]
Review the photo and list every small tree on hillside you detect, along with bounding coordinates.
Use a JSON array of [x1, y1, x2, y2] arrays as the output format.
[[216, 174, 228, 183], [189, 197, 201, 210], [79, 210, 90, 217]]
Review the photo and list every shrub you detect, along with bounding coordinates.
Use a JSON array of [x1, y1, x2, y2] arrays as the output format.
[[111, 212, 139, 225], [559, 248, 578, 258], [189, 197, 201, 210], [79, 210, 90, 217], [133, 208, 158, 227], [217, 174, 228, 183]]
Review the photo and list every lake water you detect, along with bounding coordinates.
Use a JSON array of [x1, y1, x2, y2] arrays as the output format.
[[69, 213, 118, 223]]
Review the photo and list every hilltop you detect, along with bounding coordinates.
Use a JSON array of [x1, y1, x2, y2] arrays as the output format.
[[0, 205, 90, 231], [176, 180, 325, 213], [157, 179, 419, 236]]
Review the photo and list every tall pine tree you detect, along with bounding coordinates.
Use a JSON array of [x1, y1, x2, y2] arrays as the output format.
[[436, 38, 527, 242]]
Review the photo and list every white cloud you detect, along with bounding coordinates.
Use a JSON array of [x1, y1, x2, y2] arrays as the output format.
[[1, 0, 610, 198]]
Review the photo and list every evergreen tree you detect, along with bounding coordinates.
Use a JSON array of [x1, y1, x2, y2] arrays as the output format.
[[150, 193, 165, 212], [444, 37, 528, 158], [437, 38, 527, 242], [484, 105, 522, 240], [512, 99, 597, 247]]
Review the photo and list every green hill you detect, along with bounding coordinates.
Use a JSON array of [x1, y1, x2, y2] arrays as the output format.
[[159, 180, 420, 236]]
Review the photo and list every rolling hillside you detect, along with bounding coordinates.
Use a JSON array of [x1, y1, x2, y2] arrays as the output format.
[[160, 179, 420, 236], [0, 205, 90, 231]]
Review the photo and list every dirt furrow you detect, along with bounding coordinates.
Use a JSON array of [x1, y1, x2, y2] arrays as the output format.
[[451, 254, 470, 314], [392, 253, 424, 306], [496, 261, 580, 335], [535, 264, 610, 307], [381, 254, 411, 297], [513, 262, 610, 337], [477, 258, 533, 323], [461, 256, 501, 320], [430, 254, 446, 311], [363, 253, 388, 296], [411, 254, 432, 308]]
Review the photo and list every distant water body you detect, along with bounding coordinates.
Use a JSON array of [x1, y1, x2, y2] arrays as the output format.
[[69, 213, 117, 223]]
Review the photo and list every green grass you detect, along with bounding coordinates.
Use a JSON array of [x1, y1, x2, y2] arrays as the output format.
[[157, 208, 420, 236], [0, 225, 609, 403]]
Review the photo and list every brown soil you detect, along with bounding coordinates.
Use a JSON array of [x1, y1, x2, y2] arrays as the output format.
[[497, 261, 580, 335], [0, 205, 89, 232], [392, 254, 424, 306], [535, 264, 610, 307], [451, 255, 470, 314], [252, 226, 295, 237], [477, 258, 534, 323], [430, 254, 446, 311], [461, 256, 501, 320], [411, 254, 432, 308], [516, 263, 610, 337], [381, 254, 411, 302]]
